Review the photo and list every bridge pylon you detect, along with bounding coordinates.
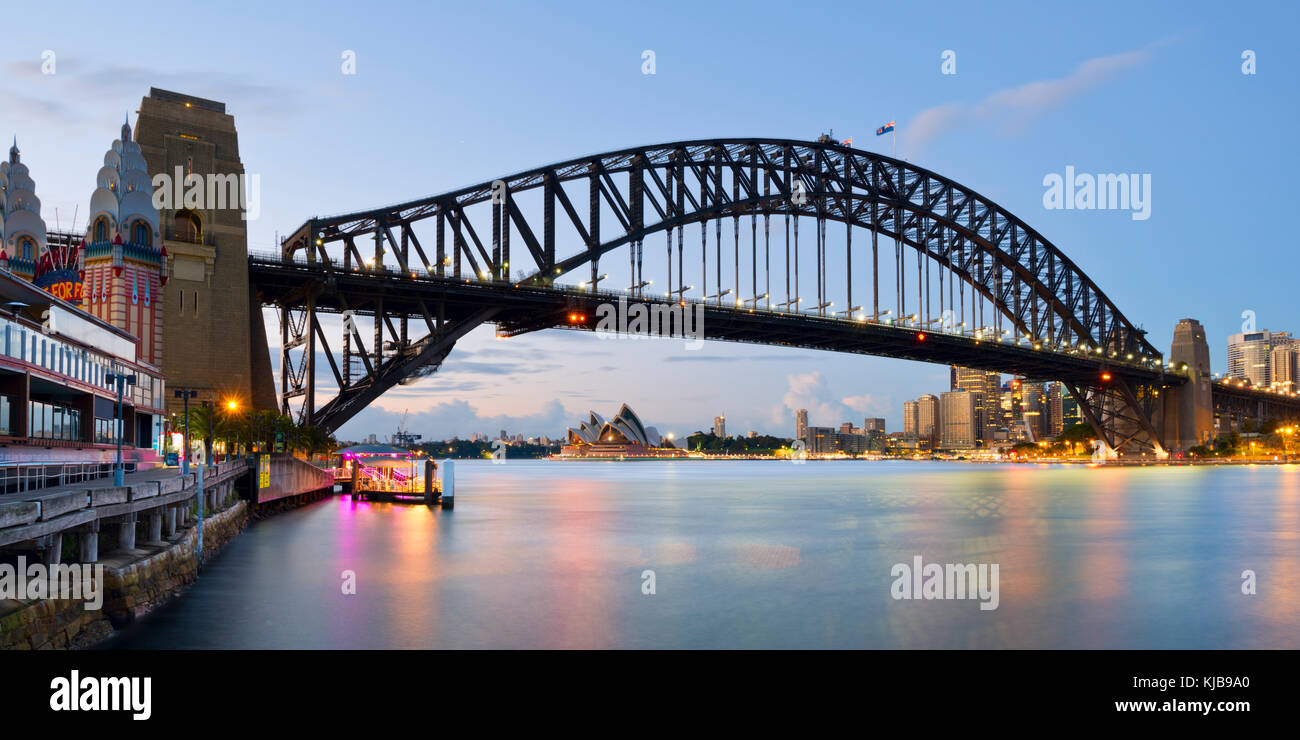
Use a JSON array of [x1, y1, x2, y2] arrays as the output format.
[[1157, 318, 1214, 453]]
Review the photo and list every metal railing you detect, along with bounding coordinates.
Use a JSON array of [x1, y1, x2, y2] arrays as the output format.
[[0, 461, 137, 496]]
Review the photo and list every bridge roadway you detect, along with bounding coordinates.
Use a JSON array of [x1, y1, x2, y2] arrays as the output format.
[[250, 255, 1186, 389]]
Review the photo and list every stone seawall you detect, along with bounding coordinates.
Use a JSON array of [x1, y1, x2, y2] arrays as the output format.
[[0, 502, 249, 649]]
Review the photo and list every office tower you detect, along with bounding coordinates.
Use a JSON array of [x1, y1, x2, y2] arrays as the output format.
[[1061, 393, 1082, 428], [1271, 344, 1298, 392], [1048, 382, 1064, 436], [806, 426, 836, 454], [795, 408, 809, 442], [839, 422, 855, 435], [713, 415, 726, 438], [863, 418, 886, 433], [903, 400, 918, 436], [917, 394, 940, 441], [1021, 381, 1047, 440], [940, 390, 978, 449], [952, 366, 1000, 440], [1227, 330, 1276, 387]]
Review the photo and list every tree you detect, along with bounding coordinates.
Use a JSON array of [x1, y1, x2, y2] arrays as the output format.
[[1055, 423, 1096, 444], [1010, 441, 1039, 458]]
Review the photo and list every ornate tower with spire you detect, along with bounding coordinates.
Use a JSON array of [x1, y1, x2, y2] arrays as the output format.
[[80, 118, 166, 367], [0, 138, 49, 281]]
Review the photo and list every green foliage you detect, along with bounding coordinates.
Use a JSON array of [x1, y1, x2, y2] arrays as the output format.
[[416, 439, 561, 459], [1055, 423, 1096, 444], [684, 431, 793, 455], [171, 406, 337, 459], [1213, 431, 1241, 455]]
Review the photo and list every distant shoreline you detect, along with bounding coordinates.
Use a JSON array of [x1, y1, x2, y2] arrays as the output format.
[[535, 455, 1298, 466]]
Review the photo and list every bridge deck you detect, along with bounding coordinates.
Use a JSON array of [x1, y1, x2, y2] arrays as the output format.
[[251, 256, 1184, 387]]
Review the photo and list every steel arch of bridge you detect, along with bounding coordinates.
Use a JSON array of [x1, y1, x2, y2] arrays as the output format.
[[273, 138, 1166, 451]]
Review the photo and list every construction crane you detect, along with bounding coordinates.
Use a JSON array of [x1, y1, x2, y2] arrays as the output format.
[[392, 408, 423, 448]]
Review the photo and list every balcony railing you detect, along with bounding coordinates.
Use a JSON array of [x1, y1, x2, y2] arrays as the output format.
[[168, 231, 205, 245]]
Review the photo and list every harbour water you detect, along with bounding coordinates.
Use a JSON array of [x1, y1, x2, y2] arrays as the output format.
[[107, 460, 1300, 649]]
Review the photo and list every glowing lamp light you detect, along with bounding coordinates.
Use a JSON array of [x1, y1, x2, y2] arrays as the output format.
[[1101, 372, 1112, 382], [916, 332, 926, 342]]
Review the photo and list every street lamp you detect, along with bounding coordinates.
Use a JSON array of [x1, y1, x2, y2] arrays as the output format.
[[174, 388, 199, 476], [224, 399, 239, 461], [106, 369, 136, 486]]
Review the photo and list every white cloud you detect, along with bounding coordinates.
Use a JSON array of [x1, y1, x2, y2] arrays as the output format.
[[771, 371, 890, 428], [902, 43, 1160, 153]]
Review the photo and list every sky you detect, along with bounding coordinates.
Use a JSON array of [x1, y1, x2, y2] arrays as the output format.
[[2, 0, 1297, 442]]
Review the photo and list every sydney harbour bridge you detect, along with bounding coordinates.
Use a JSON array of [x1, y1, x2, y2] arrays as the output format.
[[249, 138, 1298, 458]]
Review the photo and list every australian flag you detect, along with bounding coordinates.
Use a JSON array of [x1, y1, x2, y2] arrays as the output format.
[[876, 121, 895, 136]]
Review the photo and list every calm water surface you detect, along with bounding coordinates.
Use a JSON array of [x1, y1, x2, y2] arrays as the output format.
[[107, 461, 1300, 649]]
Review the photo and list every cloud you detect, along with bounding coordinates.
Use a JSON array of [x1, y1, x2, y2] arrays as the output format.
[[0, 57, 309, 129], [902, 43, 1161, 153], [339, 398, 579, 442], [663, 354, 808, 363], [771, 371, 890, 428]]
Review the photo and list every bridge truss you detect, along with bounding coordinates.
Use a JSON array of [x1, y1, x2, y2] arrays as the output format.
[[268, 138, 1172, 453]]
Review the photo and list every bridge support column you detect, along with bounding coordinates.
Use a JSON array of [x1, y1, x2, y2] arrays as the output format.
[[147, 511, 163, 543], [117, 514, 137, 552], [78, 523, 100, 564], [37, 534, 62, 567]]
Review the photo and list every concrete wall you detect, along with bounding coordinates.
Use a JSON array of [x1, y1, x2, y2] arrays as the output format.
[[253, 455, 334, 504]]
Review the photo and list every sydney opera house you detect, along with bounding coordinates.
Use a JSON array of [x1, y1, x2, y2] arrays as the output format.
[[560, 404, 689, 458]]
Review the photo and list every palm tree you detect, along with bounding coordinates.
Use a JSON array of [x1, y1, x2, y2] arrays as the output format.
[[182, 403, 215, 462]]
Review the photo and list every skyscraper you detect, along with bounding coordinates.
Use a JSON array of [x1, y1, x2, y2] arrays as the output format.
[[903, 400, 918, 437], [1061, 392, 1082, 428], [1227, 330, 1284, 387], [795, 408, 809, 442], [1021, 381, 1047, 440], [863, 418, 886, 433], [940, 390, 978, 449], [713, 415, 726, 438], [1048, 383, 1064, 436], [952, 366, 1000, 441], [1271, 343, 1298, 392], [917, 394, 940, 442]]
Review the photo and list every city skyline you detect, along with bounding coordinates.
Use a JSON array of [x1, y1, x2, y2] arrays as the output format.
[[1, 0, 1296, 440]]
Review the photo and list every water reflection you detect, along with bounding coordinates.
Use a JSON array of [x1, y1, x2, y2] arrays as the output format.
[[107, 460, 1300, 649]]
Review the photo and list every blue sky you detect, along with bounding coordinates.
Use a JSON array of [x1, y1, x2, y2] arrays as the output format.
[[3, 0, 1297, 441]]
